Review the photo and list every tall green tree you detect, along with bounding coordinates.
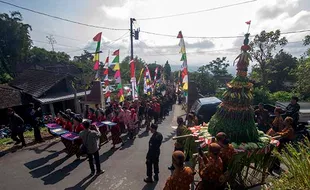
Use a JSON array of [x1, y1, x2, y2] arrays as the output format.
[[295, 36, 310, 99], [205, 57, 230, 78], [163, 60, 171, 81], [267, 51, 297, 92], [0, 11, 32, 81], [28, 47, 71, 65], [190, 65, 217, 95], [250, 30, 288, 86]]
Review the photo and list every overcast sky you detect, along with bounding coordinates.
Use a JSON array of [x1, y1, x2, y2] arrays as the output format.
[[0, 0, 309, 73]]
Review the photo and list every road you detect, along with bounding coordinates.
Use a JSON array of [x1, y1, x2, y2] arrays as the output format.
[[0, 105, 184, 190]]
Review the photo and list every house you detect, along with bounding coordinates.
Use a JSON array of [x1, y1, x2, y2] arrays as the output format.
[[9, 69, 89, 116]]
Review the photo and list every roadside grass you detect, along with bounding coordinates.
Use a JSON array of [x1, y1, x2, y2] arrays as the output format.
[[0, 127, 49, 146]]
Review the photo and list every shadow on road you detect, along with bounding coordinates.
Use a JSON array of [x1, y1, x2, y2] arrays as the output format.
[[64, 173, 101, 190], [162, 131, 176, 143], [41, 158, 86, 185], [141, 181, 158, 190], [138, 130, 150, 138], [28, 154, 69, 178], [24, 149, 65, 170], [28, 141, 59, 154], [100, 148, 117, 163], [119, 139, 134, 150]]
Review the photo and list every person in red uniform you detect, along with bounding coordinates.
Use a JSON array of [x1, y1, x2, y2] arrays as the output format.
[[55, 112, 64, 125], [128, 109, 138, 140], [216, 132, 235, 172], [88, 108, 97, 122], [110, 115, 124, 149], [61, 115, 84, 160], [163, 151, 194, 190], [196, 143, 224, 190], [97, 110, 108, 144], [61, 113, 73, 131]]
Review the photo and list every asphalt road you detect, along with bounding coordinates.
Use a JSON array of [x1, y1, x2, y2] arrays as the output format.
[[0, 105, 183, 190]]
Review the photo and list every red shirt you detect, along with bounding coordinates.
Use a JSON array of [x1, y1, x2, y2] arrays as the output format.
[[63, 121, 73, 132], [88, 113, 97, 122], [97, 116, 106, 122], [55, 117, 63, 125], [154, 103, 160, 113], [74, 124, 85, 134]]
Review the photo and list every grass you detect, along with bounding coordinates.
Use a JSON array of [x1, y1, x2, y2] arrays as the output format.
[[0, 127, 49, 146], [265, 138, 310, 190]]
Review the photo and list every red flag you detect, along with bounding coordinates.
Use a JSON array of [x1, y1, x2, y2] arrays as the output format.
[[130, 59, 135, 78], [177, 31, 183, 38], [105, 91, 111, 98], [103, 69, 108, 75], [93, 32, 102, 42], [245, 20, 251, 25], [112, 49, 120, 56], [105, 56, 109, 63], [93, 61, 99, 70]]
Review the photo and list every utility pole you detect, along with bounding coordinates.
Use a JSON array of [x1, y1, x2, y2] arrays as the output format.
[[130, 18, 135, 60], [46, 35, 56, 51]]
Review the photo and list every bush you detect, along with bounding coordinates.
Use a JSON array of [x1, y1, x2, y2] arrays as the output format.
[[269, 91, 298, 103], [253, 87, 273, 105], [265, 139, 310, 190]]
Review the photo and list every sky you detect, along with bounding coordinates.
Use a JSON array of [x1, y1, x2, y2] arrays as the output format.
[[0, 0, 309, 74]]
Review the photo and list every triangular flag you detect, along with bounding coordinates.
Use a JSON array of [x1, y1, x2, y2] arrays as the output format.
[[105, 56, 109, 63], [245, 20, 251, 25], [113, 63, 120, 71], [117, 83, 122, 89], [104, 69, 108, 75], [181, 53, 187, 61], [119, 95, 125, 102], [115, 77, 121, 84], [112, 49, 120, 56], [183, 82, 188, 90], [93, 60, 99, 70], [183, 75, 188, 83], [179, 47, 186, 54], [104, 75, 109, 81], [112, 56, 119, 63], [114, 70, 120, 78], [106, 96, 111, 103], [177, 31, 183, 38], [105, 91, 111, 98], [93, 32, 102, 42]]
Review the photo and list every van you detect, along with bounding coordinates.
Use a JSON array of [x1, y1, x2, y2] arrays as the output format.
[[190, 97, 222, 124]]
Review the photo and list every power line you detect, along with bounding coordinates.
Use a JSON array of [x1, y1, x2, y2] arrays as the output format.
[[0, 0, 129, 31], [137, 0, 257, 20], [140, 29, 310, 39], [32, 39, 80, 49]]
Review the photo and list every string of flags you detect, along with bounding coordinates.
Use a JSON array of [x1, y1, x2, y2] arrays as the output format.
[[112, 49, 125, 103], [144, 65, 152, 95], [177, 31, 188, 103], [103, 55, 111, 103]]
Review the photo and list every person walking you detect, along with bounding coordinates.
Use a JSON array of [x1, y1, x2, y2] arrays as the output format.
[[79, 121, 104, 175], [144, 124, 163, 183], [28, 103, 43, 142], [8, 108, 26, 147]]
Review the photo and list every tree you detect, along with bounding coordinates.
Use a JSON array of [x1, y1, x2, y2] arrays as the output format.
[[303, 35, 310, 46], [119, 56, 146, 84], [163, 60, 171, 81], [192, 65, 217, 95], [205, 57, 230, 78], [267, 51, 297, 92], [28, 47, 71, 65], [250, 30, 287, 86], [0, 11, 32, 81]]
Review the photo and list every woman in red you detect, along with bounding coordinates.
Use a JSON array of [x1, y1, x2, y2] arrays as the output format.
[[61, 115, 84, 160], [61, 113, 73, 131], [127, 109, 138, 140], [55, 112, 64, 125], [98, 110, 108, 144], [88, 108, 97, 122], [110, 112, 124, 149]]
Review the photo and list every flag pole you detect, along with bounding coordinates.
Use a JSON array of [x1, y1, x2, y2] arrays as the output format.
[[247, 23, 251, 33]]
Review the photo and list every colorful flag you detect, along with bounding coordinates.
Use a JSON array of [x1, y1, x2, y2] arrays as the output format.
[[112, 49, 120, 56], [245, 20, 251, 25], [112, 49, 123, 103], [177, 31, 189, 102], [93, 32, 102, 71]]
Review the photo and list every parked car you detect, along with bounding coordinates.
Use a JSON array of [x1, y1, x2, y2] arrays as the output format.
[[190, 97, 222, 124]]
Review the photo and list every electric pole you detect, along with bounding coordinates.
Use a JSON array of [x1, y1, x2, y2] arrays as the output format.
[[46, 35, 56, 51], [130, 18, 135, 60]]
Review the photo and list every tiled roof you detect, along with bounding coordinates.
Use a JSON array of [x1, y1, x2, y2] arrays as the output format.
[[36, 91, 91, 104], [0, 84, 23, 109], [9, 69, 67, 98]]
